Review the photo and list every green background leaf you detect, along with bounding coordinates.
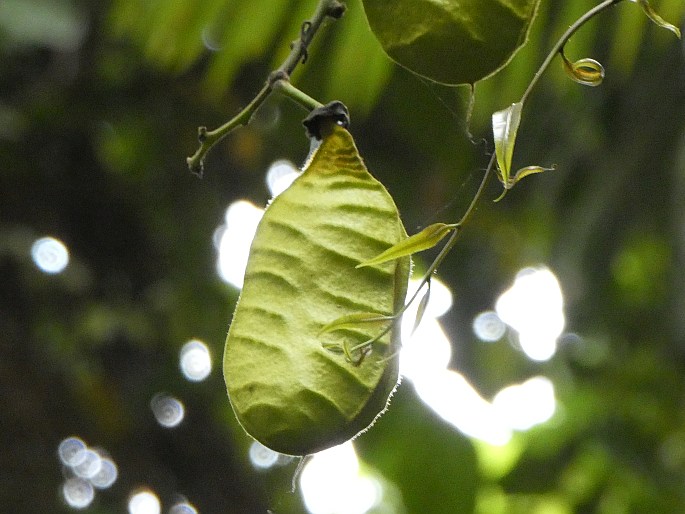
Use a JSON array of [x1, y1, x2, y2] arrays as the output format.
[[361, 0, 541, 85]]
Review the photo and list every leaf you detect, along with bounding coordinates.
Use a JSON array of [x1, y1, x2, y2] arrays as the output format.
[[224, 122, 411, 456], [492, 102, 523, 188], [357, 223, 456, 268], [631, 0, 681, 38], [361, 0, 542, 85], [561, 50, 605, 87], [412, 279, 432, 335], [319, 312, 392, 335], [492, 103, 554, 201], [509, 165, 555, 186]]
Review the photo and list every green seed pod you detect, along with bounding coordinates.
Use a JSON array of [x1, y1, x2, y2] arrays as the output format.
[[224, 120, 409, 456]]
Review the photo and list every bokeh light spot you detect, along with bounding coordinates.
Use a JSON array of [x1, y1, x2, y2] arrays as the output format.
[[495, 267, 565, 362], [492, 376, 556, 430], [412, 369, 513, 446], [216, 200, 264, 288], [300, 442, 382, 514], [72, 449, 102, 479], [248, 441, 280, 469], [58, 437, 87, 467], [472, 311, 507, 342], [56, 436, 119, 503], [179, 339, 212, 382], [398, 279, 512, 445], [150, 394, 185, 428], [400, 317, 452, 382], [400, 278, 453, 381], [265, 160, 300, 197], [169, 502, 198, 514], [63, 477, 95, 509], [31, 236, 69, 274], [128, 490, 161, 514], [89, 457, 118, 489], [201, 25, 222, 52]]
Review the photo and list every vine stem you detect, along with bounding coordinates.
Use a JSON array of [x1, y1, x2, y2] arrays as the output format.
[[344, 152, 496, 363], [408, 0, 625, 303], [404, 0, 627, 314], [402, 152, 496, 317], [186, 0, 345, 176], [520, 0, 625, 104], [272, 79, 324, 111]]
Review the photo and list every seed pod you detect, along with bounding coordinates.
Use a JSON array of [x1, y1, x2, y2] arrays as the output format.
[[224, 120, 410, 456]]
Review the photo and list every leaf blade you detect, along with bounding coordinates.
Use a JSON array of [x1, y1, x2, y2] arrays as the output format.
[[361, 0, 542, 85], [510, 165, 555, 186], [492, 102, 523, 187], [356, 223, 456, 269], [319, 312, 393, 335], [412, 279, 432, 335]]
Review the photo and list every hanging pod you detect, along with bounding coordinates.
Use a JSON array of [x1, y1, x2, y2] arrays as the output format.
[[224, 107, 410, 456]]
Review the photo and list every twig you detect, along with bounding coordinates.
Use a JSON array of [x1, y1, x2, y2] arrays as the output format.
[[186, 0, 346, 176]]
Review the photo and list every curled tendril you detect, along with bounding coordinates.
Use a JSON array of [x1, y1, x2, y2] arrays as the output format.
[[560, 47, 605, 87]]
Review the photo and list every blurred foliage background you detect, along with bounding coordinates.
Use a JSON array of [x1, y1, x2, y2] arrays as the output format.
[[1, 0, 685, 512]]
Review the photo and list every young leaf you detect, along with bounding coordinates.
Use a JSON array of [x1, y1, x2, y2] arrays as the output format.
[[412, 279, 432, 335], [492, 103, 554, 201], [631, 0, 681, 38], [492, 102, 523, 188], [323, 324, 395, 366], [493, 165, 556, 202], [510, 165, 555, 186], [356, 223, 457, 269], [361, 0, 542, 85], [319, 312, 392, 335], [561, 50, 605, 86]]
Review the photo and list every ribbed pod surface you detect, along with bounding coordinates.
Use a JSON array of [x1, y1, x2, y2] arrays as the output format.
[[224, 124, 409, 456]]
